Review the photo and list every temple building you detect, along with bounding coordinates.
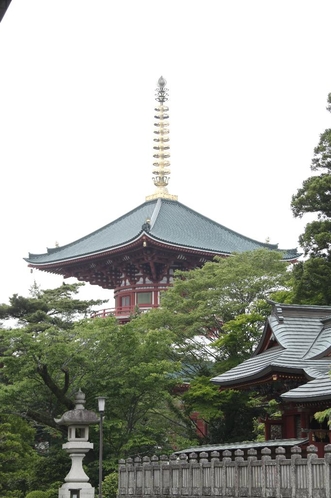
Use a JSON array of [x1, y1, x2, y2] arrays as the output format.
[[211, 302, 331, 456], [26, 77, 299, 322]]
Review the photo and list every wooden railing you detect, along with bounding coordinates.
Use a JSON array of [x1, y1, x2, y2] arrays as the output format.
[[118, 444, 331, 498], [91, 305, 157, 319]]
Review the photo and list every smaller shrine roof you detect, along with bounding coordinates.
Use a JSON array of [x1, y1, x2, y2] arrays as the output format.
[[26, 198, 299, 267], [282, 374, 331, 402], [175, 438, 308, 454], [211, 303, 331, 402]]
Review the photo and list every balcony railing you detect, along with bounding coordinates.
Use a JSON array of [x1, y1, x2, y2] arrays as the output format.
[[91, 304, 158, 320]]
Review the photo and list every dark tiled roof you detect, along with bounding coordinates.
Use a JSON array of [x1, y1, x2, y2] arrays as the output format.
[[174, 438, 308, 455], [211, 303, 331, 402], [26, 199, 299, 265], [282, 375, 331, 402]]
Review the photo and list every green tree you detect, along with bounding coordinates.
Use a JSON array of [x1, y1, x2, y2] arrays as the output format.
[[0, 283, 106, 430], [75, 317, 184, 467], [0, 415, 40, 496], [135, 249, 291, 443], [0, 284, 192, 492], [0, 281, 103, 330], [142, 249, 291, 375], [291, 92, 331, 304]]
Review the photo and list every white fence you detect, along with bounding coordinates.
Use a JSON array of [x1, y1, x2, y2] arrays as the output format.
[[118, 444, 331, 498]]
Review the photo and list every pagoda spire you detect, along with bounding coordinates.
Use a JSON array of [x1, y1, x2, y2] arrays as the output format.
[[146, 76, 178, 201]]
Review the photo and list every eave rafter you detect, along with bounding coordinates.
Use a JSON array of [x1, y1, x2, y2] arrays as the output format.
[[29, 236, 220, 288], [220, 372, 306, 394]]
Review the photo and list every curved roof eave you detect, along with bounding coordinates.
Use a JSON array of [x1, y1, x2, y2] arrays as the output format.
[[281, 374, 331, 402], [25, 232, 147, 267], [210, 364, 274, 387], [25, 231, 233, 269], [211, 364, 310, 389], [210, 347, 284, 386]]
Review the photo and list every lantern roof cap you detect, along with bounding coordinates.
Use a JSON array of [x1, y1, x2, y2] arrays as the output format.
[[54, 389, 99, 426]]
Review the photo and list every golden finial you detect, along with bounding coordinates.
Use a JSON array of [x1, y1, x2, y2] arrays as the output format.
[[146, 77, 178, 201]]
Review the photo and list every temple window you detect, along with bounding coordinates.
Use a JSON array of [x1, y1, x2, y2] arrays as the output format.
[[121, 296, 131, 307], [137, 292, 152, 304]]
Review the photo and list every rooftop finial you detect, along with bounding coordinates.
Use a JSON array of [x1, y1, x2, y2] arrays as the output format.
[[158, 76, 166, 87], [146, 77, 178, 201], [155, 76, 168, 103]]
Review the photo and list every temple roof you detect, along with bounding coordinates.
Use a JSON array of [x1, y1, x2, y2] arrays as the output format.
[[26, 198, 299, 267], [211, 303, 331, 402]]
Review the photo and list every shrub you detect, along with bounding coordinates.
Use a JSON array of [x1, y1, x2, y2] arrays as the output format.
[[25, 491, 49, 498], [102, 472, 118, 498]]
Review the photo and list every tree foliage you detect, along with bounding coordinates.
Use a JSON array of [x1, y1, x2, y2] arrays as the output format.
[[0, 415, 40, 496], [0, 249, 293, 492], [141, 249, 291, 375], [291, 92, 331, 252], [291, 92, 331, 304], [0, 283, 106, 429], [0, 283, 196, 492], [134, 249, 291, 443], [0, 282, 103, 330]]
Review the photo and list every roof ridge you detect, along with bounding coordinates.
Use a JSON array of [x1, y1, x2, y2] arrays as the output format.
[[27, 199, 158, 258], [303, 321, 331, 360], [150, 198, 162, 229], [171, 200, 298, 254]]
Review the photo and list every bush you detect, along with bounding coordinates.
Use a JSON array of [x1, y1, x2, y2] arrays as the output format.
[[102, 472, 118, 498], [25, 491, 49, 498]]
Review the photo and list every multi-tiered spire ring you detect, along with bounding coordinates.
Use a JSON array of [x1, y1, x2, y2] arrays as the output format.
[[146, 76, 178, 201]]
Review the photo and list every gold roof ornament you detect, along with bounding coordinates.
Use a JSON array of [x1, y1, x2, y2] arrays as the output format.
[[146, 76, 178, 201]]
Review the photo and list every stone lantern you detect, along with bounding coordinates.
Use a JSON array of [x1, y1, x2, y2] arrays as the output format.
[[55, 389, 99, 498]]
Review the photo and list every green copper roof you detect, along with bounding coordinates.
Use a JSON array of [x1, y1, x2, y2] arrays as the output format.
[[26, 198, 298, 265], [211, 303, 331, 402]]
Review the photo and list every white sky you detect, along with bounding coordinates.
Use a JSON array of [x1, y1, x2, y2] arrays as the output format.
[[0, 0, 330, 307]]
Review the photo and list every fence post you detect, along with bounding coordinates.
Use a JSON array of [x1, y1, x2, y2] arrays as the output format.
[[307, 444, 318, 498], [261, 448, 271, 497], [290, 445, 301, 498], [234, 450, 244, 498], [222, 450, 232, 497], [275, 447, 285, 498], [324, 444, 331, 498], [200, 452, 209, 497], [247, 448, 257, 498], [211, 451, 220, 496], [160, 454, 169, 497], [142, 456, 150, 497], [189, 453, 198, 496], [117, 459, 126, 497], [169, 455, 179, 496]]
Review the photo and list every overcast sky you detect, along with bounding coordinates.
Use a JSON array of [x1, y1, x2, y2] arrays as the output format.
[[0, 0, 330, 307]]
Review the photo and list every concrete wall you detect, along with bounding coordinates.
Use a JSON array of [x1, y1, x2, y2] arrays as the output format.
[[118, 444, 331, 498]]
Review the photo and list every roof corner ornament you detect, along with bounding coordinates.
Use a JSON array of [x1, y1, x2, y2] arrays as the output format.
[[142, 218, 151, 232], [146, 77, 178, 202]]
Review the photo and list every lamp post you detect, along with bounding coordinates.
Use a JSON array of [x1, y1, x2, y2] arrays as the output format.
[[97, 397, 106, 498]]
